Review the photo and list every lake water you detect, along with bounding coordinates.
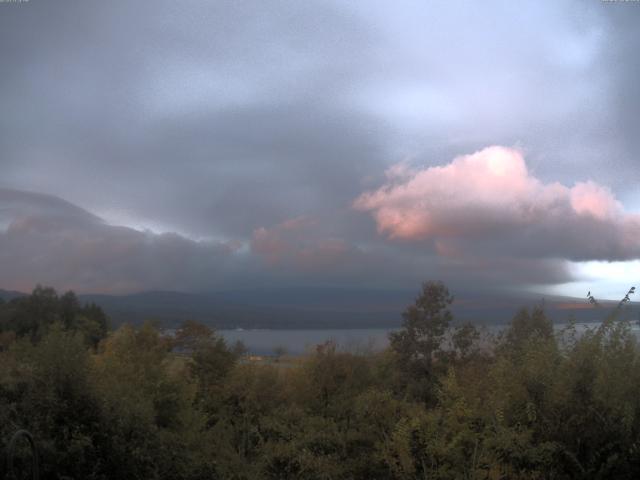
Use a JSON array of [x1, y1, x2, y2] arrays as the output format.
[[218, 322, 640, 355], [218, 328, 394, 355]]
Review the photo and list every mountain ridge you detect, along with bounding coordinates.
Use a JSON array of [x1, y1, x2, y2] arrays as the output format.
[[1, 287, 628, 329]]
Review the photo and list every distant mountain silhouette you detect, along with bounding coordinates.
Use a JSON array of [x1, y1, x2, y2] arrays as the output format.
[[0, 289, 27, 301], [2, 287, 627, 329]]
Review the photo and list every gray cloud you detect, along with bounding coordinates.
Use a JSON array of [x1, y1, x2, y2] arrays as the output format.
[[1, 188, 571, 294], [0, 0, 638, 294], [597, 3, 640, 191], [0, 189, 246, 293], [0, 0, 387, 240]]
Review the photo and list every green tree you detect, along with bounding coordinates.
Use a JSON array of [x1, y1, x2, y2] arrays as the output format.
[[501, 305, 554, 356], [0, 324, 104, 479], [92, 322, 206, 480], [174, 320, 238, 415], [451, 322, 481, 362], [389, 281, 454, 402], [0, 286, 108, 347]]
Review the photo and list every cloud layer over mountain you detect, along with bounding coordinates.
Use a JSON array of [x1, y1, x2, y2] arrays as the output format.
[[1, 1, 639, 296]]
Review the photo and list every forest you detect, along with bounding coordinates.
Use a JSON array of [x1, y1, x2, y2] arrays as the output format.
[[1, 282, 640, 479]]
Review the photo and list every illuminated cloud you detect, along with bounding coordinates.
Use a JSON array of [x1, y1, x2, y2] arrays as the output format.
[[251, 217, 355, 270], [355, 146, 640, 261]]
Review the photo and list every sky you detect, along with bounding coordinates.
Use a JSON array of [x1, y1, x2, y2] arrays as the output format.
[[0, 0, 639, 299]]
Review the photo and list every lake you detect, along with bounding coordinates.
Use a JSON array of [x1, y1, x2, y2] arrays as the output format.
[[217, 322, 639, 355], [218, 328, 394, 355]]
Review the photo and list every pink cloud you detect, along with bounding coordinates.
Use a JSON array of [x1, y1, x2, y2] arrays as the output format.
[[251, 216, 354, 270], [354, 146, 640, 261], [569, 181, 621, 221]]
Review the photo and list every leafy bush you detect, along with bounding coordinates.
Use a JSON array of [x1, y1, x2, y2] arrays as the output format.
[[2, 284, 640, 479]]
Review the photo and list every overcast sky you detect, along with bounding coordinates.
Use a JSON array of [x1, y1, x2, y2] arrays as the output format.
[[1, 0, 639, 298]]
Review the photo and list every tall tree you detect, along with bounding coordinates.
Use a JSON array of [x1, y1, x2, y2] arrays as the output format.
[[389, 281, 454, 401]]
